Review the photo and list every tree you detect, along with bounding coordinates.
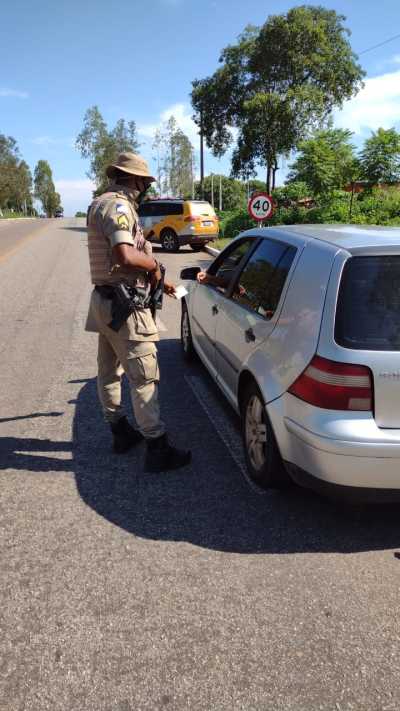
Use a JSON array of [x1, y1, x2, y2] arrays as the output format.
[[152, 126, 168, 195], [272, 181, 311, 206], [34, 160, 60, 216], [13, 161, 33, 212], [195, 175, 247, 211], [153, 117, 195, 197], [0, 135, 33, 212], [191, 7, 364, 192], [288, 127, 357, 196], [76, 106, 141, 193], [359, 128, 400, 185]]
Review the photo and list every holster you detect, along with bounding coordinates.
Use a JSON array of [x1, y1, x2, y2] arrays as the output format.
[[95, 283, 149, 333]]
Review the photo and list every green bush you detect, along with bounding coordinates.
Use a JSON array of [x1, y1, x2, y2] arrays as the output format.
[[272, 181, 310, 207], [223, 211, 255, 240], [214, 188, 400, 248]]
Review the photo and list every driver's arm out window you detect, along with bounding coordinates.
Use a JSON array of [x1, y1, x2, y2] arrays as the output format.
[[210, 239, 256, 293]]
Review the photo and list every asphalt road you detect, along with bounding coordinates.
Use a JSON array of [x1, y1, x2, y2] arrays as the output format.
[[1, 218, 400, 711]]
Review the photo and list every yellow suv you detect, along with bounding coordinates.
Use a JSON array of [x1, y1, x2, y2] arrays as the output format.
[[138, 199, 219, 252]]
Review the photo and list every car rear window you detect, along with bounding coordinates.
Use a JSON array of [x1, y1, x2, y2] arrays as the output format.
[[188, 201, 215, 217], [335, 256, 400, 351]]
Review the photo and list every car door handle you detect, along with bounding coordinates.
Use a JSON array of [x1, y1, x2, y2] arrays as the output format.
[[212, 305, 219, 315], [245, 327, 256, 342]]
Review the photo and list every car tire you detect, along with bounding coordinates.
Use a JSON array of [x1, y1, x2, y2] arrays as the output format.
[[161, 229, 179, 252], [191, 244, 205, 252], [241, 381, 291, 490], [181, 302, 196, 362]]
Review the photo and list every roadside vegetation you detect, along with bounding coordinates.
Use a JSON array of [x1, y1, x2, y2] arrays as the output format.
[[213, 124, 400, 248], [0, 134, 62, 218]]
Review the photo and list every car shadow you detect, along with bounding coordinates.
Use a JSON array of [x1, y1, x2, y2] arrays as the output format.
[[3, 339, 400, 555], [70, 338, 400, 555]]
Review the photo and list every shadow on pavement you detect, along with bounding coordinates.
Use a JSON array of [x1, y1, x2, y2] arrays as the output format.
[[0, 411, 63, 424], [0, 437, 72, 473], [2, 339, 399, 554], [70, 338, 400, 555]]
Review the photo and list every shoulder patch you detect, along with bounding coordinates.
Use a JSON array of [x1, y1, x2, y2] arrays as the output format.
[[116, 203, 129, 215], [117, 214, 130, 230]]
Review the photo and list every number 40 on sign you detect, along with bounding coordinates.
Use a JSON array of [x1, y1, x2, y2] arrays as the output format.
[[248, 192, 274, 223]]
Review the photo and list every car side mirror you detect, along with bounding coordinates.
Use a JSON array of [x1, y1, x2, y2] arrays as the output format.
[[180, 266, 201, 280]]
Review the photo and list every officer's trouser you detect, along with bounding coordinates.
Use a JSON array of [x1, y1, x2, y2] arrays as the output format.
[[97, 334, 165, 439]]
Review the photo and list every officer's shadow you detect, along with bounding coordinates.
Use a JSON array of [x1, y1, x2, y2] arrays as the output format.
[[0, 410, 71, 473], [0, 435, 73, 473], [70, 338, 400, 556], [3, 340, 400, 555]]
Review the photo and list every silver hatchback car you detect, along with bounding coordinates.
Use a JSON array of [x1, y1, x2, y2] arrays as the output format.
[[180, 224, 400, 501]]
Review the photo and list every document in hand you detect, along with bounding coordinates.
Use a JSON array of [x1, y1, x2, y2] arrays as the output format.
[[174, 285, 189, 300]]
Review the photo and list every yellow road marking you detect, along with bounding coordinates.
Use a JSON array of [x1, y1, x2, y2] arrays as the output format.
[[0, 221, 55, 265]]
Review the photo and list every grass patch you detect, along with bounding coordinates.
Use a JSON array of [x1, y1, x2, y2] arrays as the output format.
[[212, 238, 230, 251]]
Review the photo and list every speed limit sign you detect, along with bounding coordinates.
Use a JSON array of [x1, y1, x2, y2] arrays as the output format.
[[248, 192, 274, 222]]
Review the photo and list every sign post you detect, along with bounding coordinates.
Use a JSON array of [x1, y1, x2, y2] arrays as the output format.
[[248, 191, 274, 225]]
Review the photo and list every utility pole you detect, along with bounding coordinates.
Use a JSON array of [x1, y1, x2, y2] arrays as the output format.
[[191, 146, 195, 200], [200, 109, 204, 199]]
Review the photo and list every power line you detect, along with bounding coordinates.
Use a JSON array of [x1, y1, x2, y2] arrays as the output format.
[[358, 32, 400, 56]]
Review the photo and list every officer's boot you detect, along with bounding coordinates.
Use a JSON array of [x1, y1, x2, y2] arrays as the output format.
[[110, 416, 143, 454], [144, 434, 191, 472]]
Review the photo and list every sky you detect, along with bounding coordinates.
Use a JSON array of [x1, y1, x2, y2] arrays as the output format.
[[1, 0, 400, 215]]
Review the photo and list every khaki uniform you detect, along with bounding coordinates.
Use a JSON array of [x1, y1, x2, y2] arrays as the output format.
[[85, 182, 165, 438]]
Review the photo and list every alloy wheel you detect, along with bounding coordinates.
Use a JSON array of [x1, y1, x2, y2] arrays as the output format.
[[245, 394, 267, 471]]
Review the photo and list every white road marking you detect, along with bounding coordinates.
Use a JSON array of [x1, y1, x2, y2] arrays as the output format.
[[184, 374, 268, 495]]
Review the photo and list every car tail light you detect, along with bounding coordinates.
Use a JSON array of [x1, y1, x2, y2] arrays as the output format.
[[288, 355, 373, 411], [185, 216, 198, 222]]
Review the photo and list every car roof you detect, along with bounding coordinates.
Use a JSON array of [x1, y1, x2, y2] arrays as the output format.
[[247, 224, 400, 252], [147, 199, 210, 204]]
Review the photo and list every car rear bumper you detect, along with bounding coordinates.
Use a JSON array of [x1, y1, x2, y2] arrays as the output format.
[[267, 394, 400, 497], [178, 233, 218, 246], [283, 462, 400, 502]]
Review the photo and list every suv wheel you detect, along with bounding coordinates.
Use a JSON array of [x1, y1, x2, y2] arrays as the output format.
[[241, 381, 290, 490], [181, 303, 196, 361], [161, 229, 179, 252]]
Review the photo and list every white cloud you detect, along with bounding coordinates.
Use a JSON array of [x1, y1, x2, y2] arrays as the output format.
[[54, 179, 95, 216], [335, 68, 400, 134], [139, 103, 200, 145], [0, 88, 28, 99]]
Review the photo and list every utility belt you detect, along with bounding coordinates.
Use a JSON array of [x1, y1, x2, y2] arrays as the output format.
[[95, 265, 165, 332], [95, 285, 116, 300]]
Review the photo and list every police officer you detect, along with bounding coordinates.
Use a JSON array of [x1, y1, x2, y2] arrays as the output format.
[[85, 152, 191, 473]]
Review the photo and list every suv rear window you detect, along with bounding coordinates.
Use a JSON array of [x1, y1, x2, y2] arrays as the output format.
[[142, 202, 183, 216], [188, 202, 215, 217], [335, 256, 400, 351]]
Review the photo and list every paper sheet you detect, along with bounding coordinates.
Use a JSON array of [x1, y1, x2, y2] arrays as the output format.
[[174, 285, 189, 300]]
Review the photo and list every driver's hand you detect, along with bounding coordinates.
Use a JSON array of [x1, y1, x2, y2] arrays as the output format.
[[197, 271, 210, 284]]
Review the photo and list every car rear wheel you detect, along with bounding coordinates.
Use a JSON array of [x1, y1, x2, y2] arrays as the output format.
[[241, 381, 290, 490], [181, 303, 196, 361], [161, 229, 179, 252]]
